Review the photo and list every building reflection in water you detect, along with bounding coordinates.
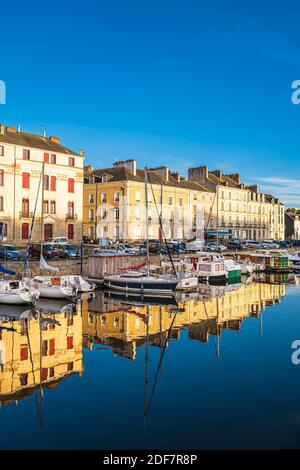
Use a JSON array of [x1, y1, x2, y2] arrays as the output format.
[[0, 302, 83, 407], [82, 282, 286, 360]]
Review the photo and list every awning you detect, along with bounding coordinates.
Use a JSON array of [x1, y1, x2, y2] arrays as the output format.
[[206, 231, 232, 237]]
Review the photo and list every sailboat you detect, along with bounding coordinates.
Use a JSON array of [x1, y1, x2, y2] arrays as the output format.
[[104, 168, 178, 295]]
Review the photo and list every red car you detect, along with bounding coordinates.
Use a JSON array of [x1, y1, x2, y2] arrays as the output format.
[[28, 243, 66, 260]]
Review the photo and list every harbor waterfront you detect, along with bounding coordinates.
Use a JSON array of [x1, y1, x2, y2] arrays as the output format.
[[0, 277, 299, 449]]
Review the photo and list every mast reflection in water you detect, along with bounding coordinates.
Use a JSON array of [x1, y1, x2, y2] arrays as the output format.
[[1, 278, 300, 450]]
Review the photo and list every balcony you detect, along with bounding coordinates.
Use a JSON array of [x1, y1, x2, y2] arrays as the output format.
[[19, 211, 33, 220], [65, 213, 78, 221]]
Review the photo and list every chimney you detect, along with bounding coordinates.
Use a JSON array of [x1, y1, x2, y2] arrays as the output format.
[[80, 149, 85, 157], [170, 171, 180, 182], [6, 126, 16, 133], [211, 170, 223, 180], [84, 165, 94, 174], [188, 166, 208, 182], [0, 124, 4, 134], [227, 173, 240, 184], [248, 185, 259, 193], [150, 166, 169, 181], [49, 136, 60, 144], [113, 159, 137, 176]]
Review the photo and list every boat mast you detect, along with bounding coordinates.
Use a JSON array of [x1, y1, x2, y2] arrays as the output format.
[[40, 162, 45, 248], [216, 187, 219, 248], [144, 167, 150, 276]]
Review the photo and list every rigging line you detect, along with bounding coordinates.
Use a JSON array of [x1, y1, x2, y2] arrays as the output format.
[[147, 171, 177, 278], [203, 298, 218, 352], [145, 305, 179, 416], [24, 165, 44, 273], [25, 316, 41, 424], [205, 191, 217, 231]]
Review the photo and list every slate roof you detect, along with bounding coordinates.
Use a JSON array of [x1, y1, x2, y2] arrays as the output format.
[[0, 131, 81, 156]]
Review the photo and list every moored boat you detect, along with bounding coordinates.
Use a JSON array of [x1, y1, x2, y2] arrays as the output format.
[[0, 280, 39, 305], [31, 276, 74, 299], [61, 275, 96, 293], [104, 271, 178, 294]]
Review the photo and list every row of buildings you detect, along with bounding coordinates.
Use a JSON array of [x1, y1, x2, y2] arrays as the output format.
[[0, 124, 285, 244]]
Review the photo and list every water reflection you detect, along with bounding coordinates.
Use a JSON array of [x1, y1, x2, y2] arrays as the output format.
[[82, 282, 286, 360], [0, 301, 82, 407]]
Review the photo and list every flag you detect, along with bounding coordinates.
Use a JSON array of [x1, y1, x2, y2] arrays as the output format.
[[0, 264, 16, 275]]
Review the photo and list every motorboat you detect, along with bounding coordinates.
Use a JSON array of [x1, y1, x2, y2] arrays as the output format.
[[31, 276, 74, 299], [104, 271, 178, 294], [0, 280, 39, 305], [60, 275, 96, 293], [185, 252, 227, 283], [151, 261, 198, 291], [223, 258, 242, 284]]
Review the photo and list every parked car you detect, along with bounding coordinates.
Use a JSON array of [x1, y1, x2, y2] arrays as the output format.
[[29, 243, 62, 259], [49, 237, 69, 245], [139, 243, 160, 254], [261, 240, 280, 249], [226, 241, 248, 251], [122, 244, 140, 255], [278, 241, 292, 248], [205, 242, 227, 252], [292, 240, 300, 247], [0, 245, 21, 260], [245, 240, 262, 249], [82, 236, 91, 244], [54, 244, 80, 259]]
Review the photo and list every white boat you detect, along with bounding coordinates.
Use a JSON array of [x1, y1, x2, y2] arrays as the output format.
[[104, 271, 178, 294], [185, 252, 227, 283], [31, 276, 74, 299], [60, 275, 96, 293], [0, 280, 40, 305], [160, 272, 198, 290]]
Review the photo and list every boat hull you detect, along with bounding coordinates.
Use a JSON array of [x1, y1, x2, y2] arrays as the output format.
[[104, 279, 177, 294], [38, 286, 72, 299]]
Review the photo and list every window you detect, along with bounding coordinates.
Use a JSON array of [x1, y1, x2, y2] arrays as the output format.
[[114, 317, 119, 328], [89, 209, 94, 220], [0, 196, 3, 211], [44, 175, 49, 190], [179, 197, 183, 206], [88, 193, 94, 203], [136, 208, 141, 220], [22, 223, 29, 239], [23, 149, 30, 160], [67, 362, 74, 372], [49, 367, 55, 378], [89, 226, 94, 238], [168, 197, 173, 205], [147, 192, 152, 202], [0, 146, 4, 156], [115, 208, 119, 220], [22, 172, 30, 189], [68, 201, 74, 218], [44, 152, 49, 163], [68, 178, 75, 193], [20, 373, 28, 386], [50, 175, 56, 191], [43, 200, 49, 213], [42, 368, 48, 382], [193, 194, 197, 201], [114, 192, 120, 202], [136, 191, 141, 202], [42, 340, 48, 356], [101, 209, 106, 220], [50, 200, 56, 214], [50, 154, 56, 164], [67, 336, 73, 349], [0, 170, 4, 186], [67, 315, 73, 326], [101, 315, 106, 326], [20, 345, 28, 361], [69, 157, 75, 167], [22, 198, 29, 217], [101, 192, 106, 203]]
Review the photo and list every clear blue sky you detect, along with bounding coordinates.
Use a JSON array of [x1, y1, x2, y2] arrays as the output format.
[[1, 0, 300, 205]]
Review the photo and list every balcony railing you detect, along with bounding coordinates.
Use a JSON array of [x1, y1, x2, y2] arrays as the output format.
[[65, 213, 78, 221]]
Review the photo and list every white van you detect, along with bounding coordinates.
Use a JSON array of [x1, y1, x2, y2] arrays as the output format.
[[50, 237, 68, 245]]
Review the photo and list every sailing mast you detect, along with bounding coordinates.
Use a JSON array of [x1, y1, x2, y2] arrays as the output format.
[[40, 163, 45, 248], [144, 167, 150, 276]]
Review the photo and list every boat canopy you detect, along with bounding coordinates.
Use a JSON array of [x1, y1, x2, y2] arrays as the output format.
[[206, 231, 232, 236]]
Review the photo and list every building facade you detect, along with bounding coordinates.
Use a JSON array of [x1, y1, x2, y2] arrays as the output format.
[[285, 212, 300, 240], [83, 160, 206, 242], [0, 124, 84, 244], [188, 166, 285, 240]]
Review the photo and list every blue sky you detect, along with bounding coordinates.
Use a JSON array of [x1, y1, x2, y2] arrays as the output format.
[[1, 0, 300, 205]]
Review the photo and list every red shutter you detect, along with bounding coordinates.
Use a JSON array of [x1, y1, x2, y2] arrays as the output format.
[[20, 345, 28, 361], [67, 336, 73, 349], [41, 368, 48, 382], [68, 224, 74, 240], [44, 152, 49, 163], [68, 178, 74, 192], [49, 338, 55, 356], [22, 173, 30, 189], [50, 175, 56, 191], [22, 223, 29, 240]]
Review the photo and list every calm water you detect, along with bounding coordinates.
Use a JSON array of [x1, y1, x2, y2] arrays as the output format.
[[0, 277, 300, 450]]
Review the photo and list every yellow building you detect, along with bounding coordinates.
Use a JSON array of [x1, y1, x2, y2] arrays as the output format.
[[83, 159, 207, 242], [0, 124, 85, 244], [0, 305, 82, 404], [82, 283, 285, 359], [188, 166, 285, 240]]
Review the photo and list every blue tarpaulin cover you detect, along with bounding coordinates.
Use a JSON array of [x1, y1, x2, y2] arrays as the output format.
[[0, 264, 16, 275]]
